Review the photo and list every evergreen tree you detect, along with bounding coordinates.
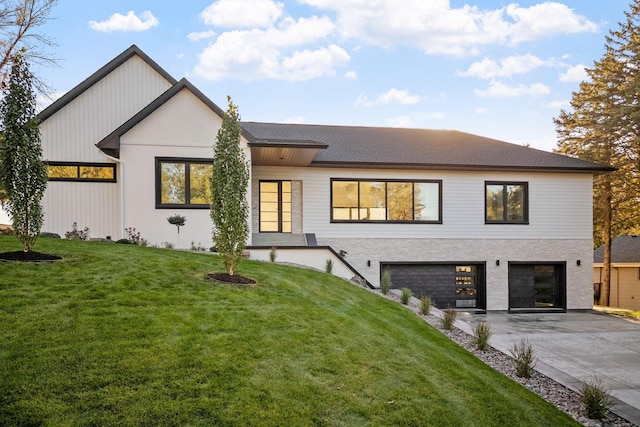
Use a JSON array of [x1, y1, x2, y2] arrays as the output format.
[[0, 52, 48, 252], [210, 96, 249, 276], [554, 1, 640, 306]]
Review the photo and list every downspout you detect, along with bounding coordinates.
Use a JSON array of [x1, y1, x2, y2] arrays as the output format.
[[96, 148, 124, 240]]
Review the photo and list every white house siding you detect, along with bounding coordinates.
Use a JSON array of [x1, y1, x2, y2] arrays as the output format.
[[41, 56, 173, 162], [119, 88, 251, 247], [251, 166, 594, 310], [40, 55, 174, 239], [42, 179, 121, 239]]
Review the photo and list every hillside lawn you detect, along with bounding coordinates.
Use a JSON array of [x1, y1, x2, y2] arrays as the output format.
[[0, 236, 579, 426]]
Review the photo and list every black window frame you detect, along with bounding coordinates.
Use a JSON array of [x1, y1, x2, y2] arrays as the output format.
[[155, 157, 213, 209], [330, 178, 442, 224], [47, 161, 116, 183], [484, 181, 529, 224]]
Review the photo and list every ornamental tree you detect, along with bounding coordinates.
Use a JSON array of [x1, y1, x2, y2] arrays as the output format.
[[210, 96, 249, 276], [0, 52, 48, 252]]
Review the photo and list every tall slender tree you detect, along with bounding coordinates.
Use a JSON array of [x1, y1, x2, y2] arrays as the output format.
[[0, 51, 48, 252], [554, 1, 640, 306], [210, 96, 249, 276]]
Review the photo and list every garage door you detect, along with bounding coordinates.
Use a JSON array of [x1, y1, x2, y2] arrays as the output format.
[[381, 263, 485, 310], [508, 263, 566, 310]]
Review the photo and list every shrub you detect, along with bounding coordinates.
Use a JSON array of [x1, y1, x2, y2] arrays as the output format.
[[115, 238, 131, 244], [420, 296, 433, 315], [440, 308, 457, 330], [65, 222, 89, 240], [510, 338, 537, 378], [580, 375, 613, 420], [400, 287, 412, 305], [162, 241, 174, 249], [472, 322, 492, 351], [190, 241, 205, 252], [380, 269, 392, 295], [167, 214, 186, 234], [124, 227, 147, 246], [40, 232, 60, 239], [269, 245, 277, 262], [325, 259, 333, 274]]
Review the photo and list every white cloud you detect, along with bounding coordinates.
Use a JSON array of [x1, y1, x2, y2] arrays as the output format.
[[344, 70, 357, 79], [194, 16, 347, 81], [475, 107, 488, 114], [201, 0, 283, 28], [559, 64, 588, 82], [188, 30, 217, 41], [281, 45, 350, 80], [299, 0, 597, 55], [88, 10, 158, 32], [475, 81, 551, 98], [459, 54, 550, 79], [356, 88, 421, 107]]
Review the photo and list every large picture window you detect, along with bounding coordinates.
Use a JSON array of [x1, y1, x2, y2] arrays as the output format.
[[331, 179, 441, 223], [156, 157, 213, 208], [485, 181, 528, 224], [47, 162, 116, 182]]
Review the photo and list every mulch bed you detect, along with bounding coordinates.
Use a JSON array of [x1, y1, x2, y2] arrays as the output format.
[[207, 272, 256, 285], [0, 251, 62, 262]]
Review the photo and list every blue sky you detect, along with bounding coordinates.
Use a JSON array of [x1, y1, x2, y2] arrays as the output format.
[[1, 0, 631, 225], [35, 0, 630, 154]]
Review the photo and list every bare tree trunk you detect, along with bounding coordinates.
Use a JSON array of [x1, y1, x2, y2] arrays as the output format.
[[600, 181, 612, 306]]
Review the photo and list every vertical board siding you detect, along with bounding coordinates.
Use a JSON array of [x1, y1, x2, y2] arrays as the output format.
[[251, 166, 593, 240], [42, 181, 121, 239], [41, 56, 173, 162], [40, 54, 174, 241]]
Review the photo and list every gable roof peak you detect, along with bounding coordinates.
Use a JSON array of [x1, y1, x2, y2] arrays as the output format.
[[38, 45, 177, 122]]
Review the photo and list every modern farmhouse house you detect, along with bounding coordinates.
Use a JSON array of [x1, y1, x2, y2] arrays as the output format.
[[38, 45, 612, 311]]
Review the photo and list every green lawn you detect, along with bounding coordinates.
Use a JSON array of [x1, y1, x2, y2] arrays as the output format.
[[0, 236, 579, 426]]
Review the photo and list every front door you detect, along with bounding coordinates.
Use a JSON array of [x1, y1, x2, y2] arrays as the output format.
[[259, 181, 292, 233]]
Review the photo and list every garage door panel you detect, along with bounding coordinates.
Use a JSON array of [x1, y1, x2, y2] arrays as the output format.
[[382, 263, 484, 310]]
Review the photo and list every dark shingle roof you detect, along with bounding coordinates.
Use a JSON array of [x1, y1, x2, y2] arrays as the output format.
[[241, 122, 614, 172], [594, 235, 640, 263]]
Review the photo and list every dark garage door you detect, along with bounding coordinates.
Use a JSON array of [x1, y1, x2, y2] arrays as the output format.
[[509, 263, 566, 310], [381, 263, 485, 309]]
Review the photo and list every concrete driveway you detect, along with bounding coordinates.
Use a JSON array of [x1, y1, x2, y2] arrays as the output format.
[[456, 310, 640, 425]]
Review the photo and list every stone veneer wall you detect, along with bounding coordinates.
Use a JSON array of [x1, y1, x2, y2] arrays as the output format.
[[317, 238, 593, 311]]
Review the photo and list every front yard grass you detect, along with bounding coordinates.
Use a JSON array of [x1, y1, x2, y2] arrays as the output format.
[[0, 237, 579, 426]]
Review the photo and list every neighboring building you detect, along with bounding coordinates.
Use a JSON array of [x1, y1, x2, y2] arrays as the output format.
[[38, 45, 613, 312], [594, 235, 640, 310]]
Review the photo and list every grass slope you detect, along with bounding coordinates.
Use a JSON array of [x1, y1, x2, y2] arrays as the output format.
[[0, 237, 578, 426]]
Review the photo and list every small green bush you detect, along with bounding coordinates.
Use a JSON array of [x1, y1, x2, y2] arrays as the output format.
[[420, 296, 433, 315], [472, 322, 492, 351], [269, 245, 277, 262], [40, 232, 61, 239], [580, 376, 613, 420], [510, 338, 537, 378], [115, 238, 131, 244], [380, 269, 392, 295], [325, 259, 333, 274], [440, 308, 457, 330], [400, 287, 412, 305]]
